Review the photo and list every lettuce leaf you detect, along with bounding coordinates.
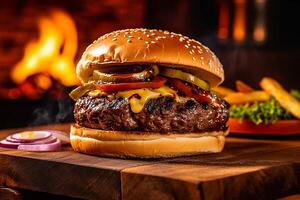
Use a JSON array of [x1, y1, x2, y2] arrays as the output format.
[[229, 98, 293, 125]]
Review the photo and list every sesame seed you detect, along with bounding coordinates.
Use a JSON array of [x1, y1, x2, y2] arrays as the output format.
[[151, 41, 156, 44], [192, 57, 196, 61], [151, 33, 156, 36], [127, 39, 132, 43], [146, 34, 150, 37], [128, 35, 134, 38], [179, 37, 185, 42], [138, 37, 142, 40], [185, 45, 189, 48], [145, 41, 149, 44], [112, 38, 117, 41]]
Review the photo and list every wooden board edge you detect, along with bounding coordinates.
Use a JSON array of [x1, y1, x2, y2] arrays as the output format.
[[0, 153, 121, 200], [120, 163, 300, 200]]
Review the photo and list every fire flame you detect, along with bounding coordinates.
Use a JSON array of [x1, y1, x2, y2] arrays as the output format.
[[11, 9, 79, 88]]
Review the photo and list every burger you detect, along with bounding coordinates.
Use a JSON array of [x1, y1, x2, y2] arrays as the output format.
[[69, 28, 229, 158]]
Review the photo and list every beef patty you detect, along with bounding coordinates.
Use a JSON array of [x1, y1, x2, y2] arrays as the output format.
[[74, 95, 229, 133]]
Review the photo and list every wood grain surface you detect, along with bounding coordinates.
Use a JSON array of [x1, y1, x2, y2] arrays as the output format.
[[122, 138, 300, 200], [0, 124, 153, 200], [0, 124, 299, 200]]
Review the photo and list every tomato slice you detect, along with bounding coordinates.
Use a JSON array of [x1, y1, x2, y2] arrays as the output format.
[[168, 78, 212, 103], [95, 76, 167, 93], [228, 118, 300, 135]]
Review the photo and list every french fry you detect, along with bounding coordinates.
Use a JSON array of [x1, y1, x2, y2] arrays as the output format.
[[235, 80, 254, 93], [212, 86, 235, 97], [224, 91, 270, 105], [260, 77, 300, 119]]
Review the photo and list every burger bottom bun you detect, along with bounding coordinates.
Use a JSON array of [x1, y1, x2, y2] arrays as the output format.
[[70, 124, 229, 158]]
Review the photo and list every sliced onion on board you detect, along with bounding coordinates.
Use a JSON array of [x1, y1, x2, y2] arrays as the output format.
[[18, 139, 61, 152], [3, 135, 57, 145], [0, 140, 19, 149], [6, 135, 56, 144], [0, 130, 67, 152], [5, 136, 26, 143], [11, 131, 51, 142]]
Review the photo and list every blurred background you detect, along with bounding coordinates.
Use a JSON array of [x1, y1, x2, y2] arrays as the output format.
[[0, 0, 299, 129]]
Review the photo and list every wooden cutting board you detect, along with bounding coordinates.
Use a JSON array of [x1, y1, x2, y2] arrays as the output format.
[[0, 124, 299, 200]]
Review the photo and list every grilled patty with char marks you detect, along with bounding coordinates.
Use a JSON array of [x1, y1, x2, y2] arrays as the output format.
[[74, 94, 229, 133]]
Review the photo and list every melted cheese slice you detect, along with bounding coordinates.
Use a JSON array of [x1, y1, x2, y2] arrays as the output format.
[[117, 86, 177, 113]]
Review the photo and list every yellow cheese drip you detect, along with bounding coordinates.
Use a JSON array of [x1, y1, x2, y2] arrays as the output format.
[[117, 86, 177, 113], [153, 86, 179, 101]]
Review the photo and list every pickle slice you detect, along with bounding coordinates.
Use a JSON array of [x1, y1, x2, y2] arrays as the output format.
[[69, 82, 95, 100], [160, 68, 210, 90], [93, 65, 159, 83]]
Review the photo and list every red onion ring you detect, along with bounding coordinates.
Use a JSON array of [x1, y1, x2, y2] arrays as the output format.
[[6, 136, 25, 143], [0, 136, 58, 148], [0, 140, 19, 149], [11, 131, 51, 142], [18, 139, 61, 152]]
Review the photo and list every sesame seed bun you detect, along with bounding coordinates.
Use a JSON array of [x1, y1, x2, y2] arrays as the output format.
[[70, 124, 228, 158], [76, 28, 224, 87]]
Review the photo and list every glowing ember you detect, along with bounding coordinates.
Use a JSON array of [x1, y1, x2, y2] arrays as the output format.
[[233, 0, 246, 43], [253, 0, 267, 43], [217, 1, 229, 40], [10, 9, 79, 87]]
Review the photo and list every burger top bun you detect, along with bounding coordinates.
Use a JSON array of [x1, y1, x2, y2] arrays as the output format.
[[76, 28, 224, 87]]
